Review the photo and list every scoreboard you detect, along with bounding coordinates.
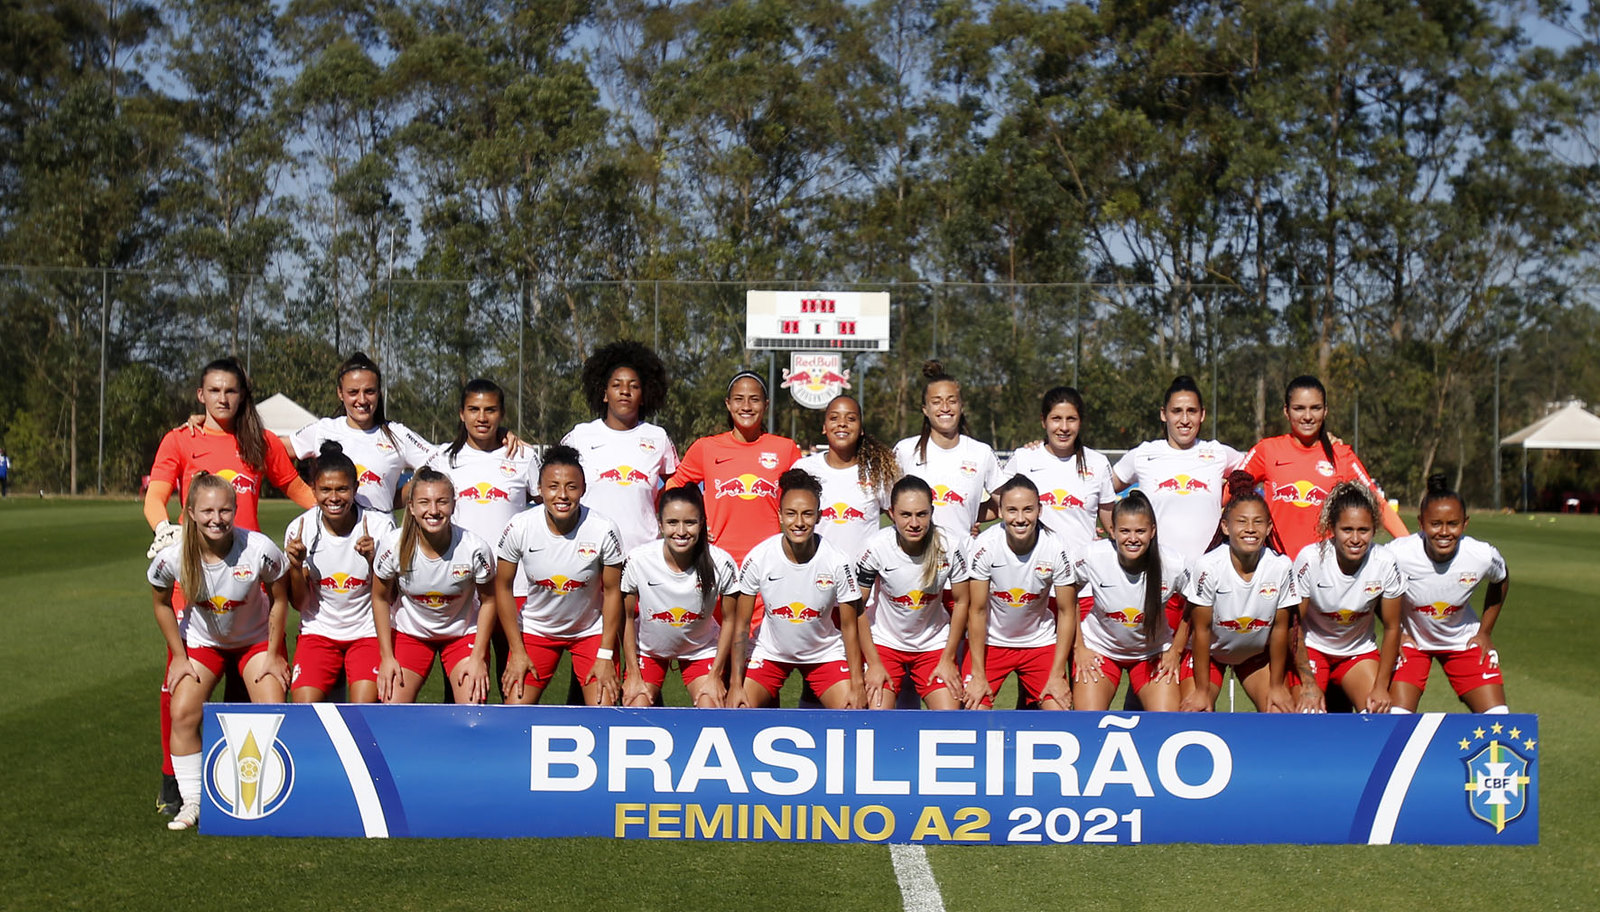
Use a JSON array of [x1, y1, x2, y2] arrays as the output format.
[[745, 291, 890, 351]]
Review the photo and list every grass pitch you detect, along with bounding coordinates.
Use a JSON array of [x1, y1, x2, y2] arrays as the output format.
[[0, 498, 1596, 911]]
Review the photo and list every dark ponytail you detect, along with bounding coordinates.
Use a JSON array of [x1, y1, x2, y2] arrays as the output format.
[[1222, 470, 1267, 518], [1419, 473, 1464, 515], [1285, 375, 1336, 467], [1112, 490, 1165, 640]]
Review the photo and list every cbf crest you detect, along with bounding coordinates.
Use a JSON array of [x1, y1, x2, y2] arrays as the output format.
[[204, 712, 295, 822], [1460, 724, 1535, 834]]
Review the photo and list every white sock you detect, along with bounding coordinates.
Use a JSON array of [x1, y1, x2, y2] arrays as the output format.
[[1484, 704, 1509, 715], [172, 752, 202, 805], [1389, 706, 1412, 714]]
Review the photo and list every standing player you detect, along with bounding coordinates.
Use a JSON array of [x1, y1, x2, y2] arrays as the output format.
[[370, 467, 498, 704], [893, 361, 1005, 545], [496, 445, 626, 706], [1240, 376, 1408, 557], [963, 476, 1077, 710], [856, 476, 970, 709], [1073, 491, 1190, 712], [667, 370, 802, 566], [727, 469, 865, 708], [562, 341, 678, 551], [1179, 473, 1298, 712], [148, 473, 290, 830], [282, 442, 395, 704], [1002, 386, 1116, 553], [288, 353, 435, 512], [144, 357, 312, 815], [620, 487, 740, 708], [796, 395, 899, 562], [1291, 482, 1405, 714], [1388, 475, 1511, 714], [1111, 376, 1245, 565]]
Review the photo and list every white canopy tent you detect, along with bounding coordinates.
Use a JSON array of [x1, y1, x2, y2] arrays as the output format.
[[1498, 401, 1600, 511], [256, 393, 317, 443]]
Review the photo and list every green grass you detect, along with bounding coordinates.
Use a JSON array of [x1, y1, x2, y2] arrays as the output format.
[[1, 498, 1596, 911]]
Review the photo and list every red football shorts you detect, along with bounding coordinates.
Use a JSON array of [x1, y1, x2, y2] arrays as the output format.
[[744, 657, 853, 700], [1392, 644, 1503, 696], [392, 631, 477, 677], [963, 644, 1058, 707], [634, 654, 715, 688], [185, 641, 270, 680], [873, 645, 954, 699], [519, 632, 602, 687], [291, 634, 380, 692], [1305, 646, 1379, 692]]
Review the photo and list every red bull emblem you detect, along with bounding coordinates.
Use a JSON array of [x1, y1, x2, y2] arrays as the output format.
[[461, 482, 511, 505], [1033, 562, 1054, 579], [638, 439, 657, 455], [782, 352, 852, 409], [214, 469, 258, 496], [449, 564, 472, 580], [813, 573, 835, 591], [599, 465, 649, 487], [1158, 474, 1211, 496], [1197, 447, 1218, 463], [206, 596, 247, 614], [415, 591, 451, 609], [1315, 459, 1336, 478], [648, 607, 702, 628], [318, 573, 366, 592], [577, 542, 598, 559], [887, 590, 935, 610], [821, 502, 867, 524], [997, 588, 1043, 609], [374, 439, 396, 453], [759, 452, 779, 470], [1417, 601, 1464, 620], [932, 485, 967, 507], [767, 602, 820, 623], [1272, 480, 1326, 509], [354, 465, 383, 487], [1457, 573, 1479, 587], [1217, 616, 1271, 633], [959, 460, 977, 477], [796, 606, 822, 621], [1329, 608, 1362, 625], [1106, 607, 1143, 628], [231, 567, 255, 582], [715, 474, 779, 502], [533, 575, 588, 595], [1362, 581, 1384, 597], [1257, 584, 1280, 599]]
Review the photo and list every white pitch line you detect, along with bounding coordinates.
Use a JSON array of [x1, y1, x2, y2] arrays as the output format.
[[890, 844, 947, 912]]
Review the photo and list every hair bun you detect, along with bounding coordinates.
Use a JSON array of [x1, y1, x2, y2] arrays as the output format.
[[318, 440, 346, 459], [1426, 473, 1450, 495], [921, 360, 946, 380], [1225, 470, 1256, 500]]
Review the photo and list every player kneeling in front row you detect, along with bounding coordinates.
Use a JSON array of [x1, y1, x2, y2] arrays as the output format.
[[497, 445, 626, 706], [621, 487, 740, 708], [728, 469, 865, 708], [1388, 475, 1511, 714], [857, 475, 971, 709], [1073, 490, 1190, 712], [1179, 472, 1298, 712], [963, 475, 1077, 710], [149, 473, 291, 831]]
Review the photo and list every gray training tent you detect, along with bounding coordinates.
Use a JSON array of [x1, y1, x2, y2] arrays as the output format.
[[1498, 400, 1600, 511]]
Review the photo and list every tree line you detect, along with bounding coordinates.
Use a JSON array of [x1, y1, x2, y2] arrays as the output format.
[[3, 0, 1599, 506]]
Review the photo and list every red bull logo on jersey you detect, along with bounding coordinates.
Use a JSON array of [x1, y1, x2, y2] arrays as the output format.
[[1032, 562, 1055, 580], [415, 591, 452, 609], [355, 465, 383, 487], [1327, 608, 1362, 626], [1362, 581, 1384, 597], [449, 564, 472, 581], [232, 567, 255, 582], [1271, 480, 1327, 509], [1217, 616, 1271, 634], [637, 439, 657, 455], [205, 595, 248, 614], [1457, 573, 1480, 587], [460, 483, 512, 505], [318, 572, 367, 592], [532, 575, 587, 595], [1257, 584, 1280, 600], [1038, 489, 1087, 511], [373, 439, 396, 453], [959, 460, 978, 477], [813, 573, 836, 591], [1105, 607, 1144, 628], [714, 474, 780, 502], [759, 452, 779, 470], [598, 465, 651, 487], [886, 590, 936, 610], [647, 607, 702, 628], [819, 502, 868, 524], [994, 588, 1043, 609], [214, 469, 258, 497], [498, 462, 519, 478], [1416, 601, 1464, 621], [766, 602, 823, 623], [577, 542, 599, 560], [932, 485, 967, 507], [1315, 459, 1336, 478], [1155, 475, 1210, 496]]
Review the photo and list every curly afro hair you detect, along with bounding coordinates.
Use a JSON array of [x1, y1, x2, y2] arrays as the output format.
[[580, 341, 669, 420]]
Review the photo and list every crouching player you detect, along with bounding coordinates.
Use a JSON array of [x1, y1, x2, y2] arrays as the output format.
[[149, 473, 290, 830], [963, 475, 1077, 710], [728, 469, 865, 708], [621, 487, 740, 708], [1388, 474, 1511, 714], [856, 475, 970, 709], [1179, 472, 1298, 712]]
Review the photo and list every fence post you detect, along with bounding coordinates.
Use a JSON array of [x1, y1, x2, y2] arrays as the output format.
[[98, 269, 107, 494]]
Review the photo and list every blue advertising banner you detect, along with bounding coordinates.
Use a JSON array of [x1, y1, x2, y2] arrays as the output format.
[[199, 706, 1538, 845]]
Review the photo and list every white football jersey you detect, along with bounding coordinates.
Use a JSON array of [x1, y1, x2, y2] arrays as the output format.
[[1292, 542, 1404, 657], [1386, 534, 1507, 652], [373, 526, 495, 640], [290, 417, 434, 511], [894, 434, 1005, 541], [1002, 445, 1115, 553], [283, 506, 396, 640], [497, 505, 625, 639], [149, 529, 286, 650], [1076, 539, 1190, 662], [795, 451, 890, 562], [738, 534, 861, 664], [1112, 439, 1245, 563], [562, 419, 679, 551], [856, 526, 971, 654], [1184, 545, 1296, 665], [621, 541, 739, 661], [967, 524, 1075, 650]]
